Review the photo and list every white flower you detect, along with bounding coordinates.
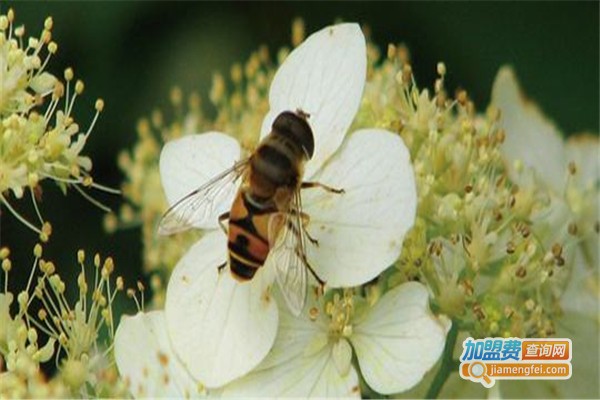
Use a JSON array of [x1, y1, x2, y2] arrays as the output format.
[[114, 311, 204, 398], [152, 23, 418, 389], [489, 66, 599, 398], [221, 282, 450, 397], [491, 66, 599, 320]]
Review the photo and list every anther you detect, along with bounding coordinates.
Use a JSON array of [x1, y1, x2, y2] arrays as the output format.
[[436, 62, 446, 77], [75, 80, 84, 94], [34, 244, 43, 258], [95, 99, 104, 112], [387, 44, 396, 60], [506, 241, 515, 254], [291, 18, 305, 47], [309, 307, 319, 321], [0, 248, 9, 259], [551, 243, 562, 258], [103, 257, 114, 274], [1, 259, 11, 273], [568, 223, 578, 236], [64, 67, 74, 81], [48, 41, 57, 54], [77, 249, 85, 263], [44, 17, 53, 31]]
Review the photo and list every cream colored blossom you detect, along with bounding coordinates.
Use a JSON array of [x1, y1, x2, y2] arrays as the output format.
[[489, 66, 599, 398], [0, 8, 110, 237], [0, 246, 127, 398], [116, 23, 420, 394], [158, 23, 416, 389], [492, 69, 599, 318], [223, 283, 449, 397], [110, 16, 596, 399]]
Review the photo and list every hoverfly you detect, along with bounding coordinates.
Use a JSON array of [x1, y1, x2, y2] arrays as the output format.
[[158, 110, 343, 315]]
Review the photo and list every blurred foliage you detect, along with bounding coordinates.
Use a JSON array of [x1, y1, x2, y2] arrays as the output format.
[[1, 1, 598, 322]]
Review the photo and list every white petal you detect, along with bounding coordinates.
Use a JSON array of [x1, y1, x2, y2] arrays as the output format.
[[303, 129, 417, 287], [331, 338, 353, 377], [560, 248, 599, 323], [29, 72, 57, 94], [114, 311, 201, 398], [165, 231, 278, 388], [224, 346, 359, 398], [222, 298, 360, 398], [565, 134, 600, 189], [261, 23, 366, 178], [159, 132, 241, 229], [565, 134, 600, 273], [496, 312, 599, 399], [351, 282, 449, 394], [491, 66, 566, 193]]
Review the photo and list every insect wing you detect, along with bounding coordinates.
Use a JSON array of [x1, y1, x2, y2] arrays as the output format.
[[266, 192, 309, 316], [158, 160, 248, 235]]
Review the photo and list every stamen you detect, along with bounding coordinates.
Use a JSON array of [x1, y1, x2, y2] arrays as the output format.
[[0, 195, 42, 234], [73, 184, 112, 213], [127, 288, 141, 312], [29, 188, 45, 225], [2, 258, 11, 293], [83, 99, 104, 140], [90, 181, 121, 195], [137, 281, 145, 312]]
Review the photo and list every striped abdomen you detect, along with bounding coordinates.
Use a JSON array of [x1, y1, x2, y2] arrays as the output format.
[[227, 191, 275, 281], [228, 110, 313, 280]]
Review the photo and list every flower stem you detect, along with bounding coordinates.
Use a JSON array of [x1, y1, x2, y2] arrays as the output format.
[[426, 321, 459, 399]]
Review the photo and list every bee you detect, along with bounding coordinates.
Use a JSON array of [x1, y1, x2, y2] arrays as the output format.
[[158, 110, 343, 315]]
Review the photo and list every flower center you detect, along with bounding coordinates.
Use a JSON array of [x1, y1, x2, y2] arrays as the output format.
[[325, 289, 354, 339]]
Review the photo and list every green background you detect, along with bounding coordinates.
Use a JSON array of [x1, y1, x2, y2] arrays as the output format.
[[1, 1, 598, 322]]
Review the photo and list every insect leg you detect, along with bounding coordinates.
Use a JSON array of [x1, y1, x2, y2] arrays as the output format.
[[301, 181, 345, 194], [217, 261, 227, 274], [298, 211, 318, 246], [218, 211, 230, 234], [299, 251, 326, 288]]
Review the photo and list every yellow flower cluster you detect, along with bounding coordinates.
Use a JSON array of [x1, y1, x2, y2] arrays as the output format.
[[354, 45, 581, 339], [0, 245, 128, 398], [0, 8, 107, 238]]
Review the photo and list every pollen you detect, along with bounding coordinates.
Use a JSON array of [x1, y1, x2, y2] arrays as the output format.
[[261, 288, 271, 304], [436, 62, 446, 77], [0, 247, 10, 259], [387, 43, 396, 60], [64, 67, 74, 81], [157, 351, 169, 366], [568, 222, 578, 236], [309, 307, 319, 321], [2, 259, 12, 272], [325, 290, 355, 340], [77, 249, 85, 263], [95, 98, 105, 112], [292, 18, 305, 47]]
